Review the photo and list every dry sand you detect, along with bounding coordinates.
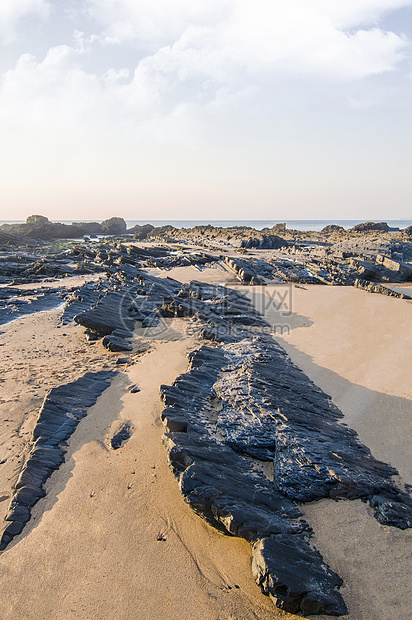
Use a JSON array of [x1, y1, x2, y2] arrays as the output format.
[[0, 276, 410, 620]]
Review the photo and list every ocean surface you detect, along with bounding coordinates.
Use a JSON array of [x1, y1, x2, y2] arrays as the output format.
[[1, 219, 411, 232]]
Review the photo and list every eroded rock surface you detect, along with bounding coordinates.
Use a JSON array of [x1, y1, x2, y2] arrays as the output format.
[[160, 327, 412, 614]]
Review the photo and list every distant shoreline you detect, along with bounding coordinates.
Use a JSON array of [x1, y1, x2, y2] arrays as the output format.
[[2, 218, 412, 232]]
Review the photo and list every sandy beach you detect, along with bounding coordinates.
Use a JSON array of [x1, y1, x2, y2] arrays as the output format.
[[0, 266, 411, 619], [2, 0, 412, 611]]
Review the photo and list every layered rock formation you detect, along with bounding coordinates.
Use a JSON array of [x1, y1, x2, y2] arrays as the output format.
[[160, 322, 412, 614], [0, 371, 115, 550]]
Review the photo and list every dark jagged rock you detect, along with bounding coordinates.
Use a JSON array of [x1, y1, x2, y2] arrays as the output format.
[[116, 357, 130, 364], [61, 280, 109, 324], [214, 337, 411, 515], [370, 495, 412, 529], [74, 290, 135, 335], [350, 258, 382, 280], [0, 371, 115, 551], [354, 278, 412, 299], [160, 344, 348, 615], [224, 256, 266, 285], [0, 287, 67, 325], [110, 422, 133, 449], [252, 535, 347, 616], [160, 328, 412, 614], [85, 328, 100, 341], [102, 334, 133, 352], [241, 235, 285, 249]]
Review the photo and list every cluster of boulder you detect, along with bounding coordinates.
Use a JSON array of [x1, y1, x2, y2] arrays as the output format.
[[0, 240, 217, 286]]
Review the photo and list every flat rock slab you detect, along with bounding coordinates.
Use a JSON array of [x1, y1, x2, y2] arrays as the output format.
[[0, 288, 66, 325]]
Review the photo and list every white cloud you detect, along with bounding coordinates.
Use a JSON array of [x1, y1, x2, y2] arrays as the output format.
[[0, 0, 411, 164], [313, 0, 412, 28], [83, 1, 412, 86], [0, 0, 50, 44], [86, 0, 412, 46], [86, 0, 232, 50], [148, 8, 409, 84], [0, 0, 410, 154]]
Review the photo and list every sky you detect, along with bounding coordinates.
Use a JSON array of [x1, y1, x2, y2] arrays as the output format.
[[0, 0, 412, 221]]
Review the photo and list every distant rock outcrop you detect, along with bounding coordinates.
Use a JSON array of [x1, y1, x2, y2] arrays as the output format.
[[322, 224, 345, 234], [24, 223, 83, 240], [351, 221, 390, 233], [4, 216, 126, 239], [129, 223, 154, 239], [101, 217, 127, 235], [26, 214, 49, 225], [72, 221, 103, 235]]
